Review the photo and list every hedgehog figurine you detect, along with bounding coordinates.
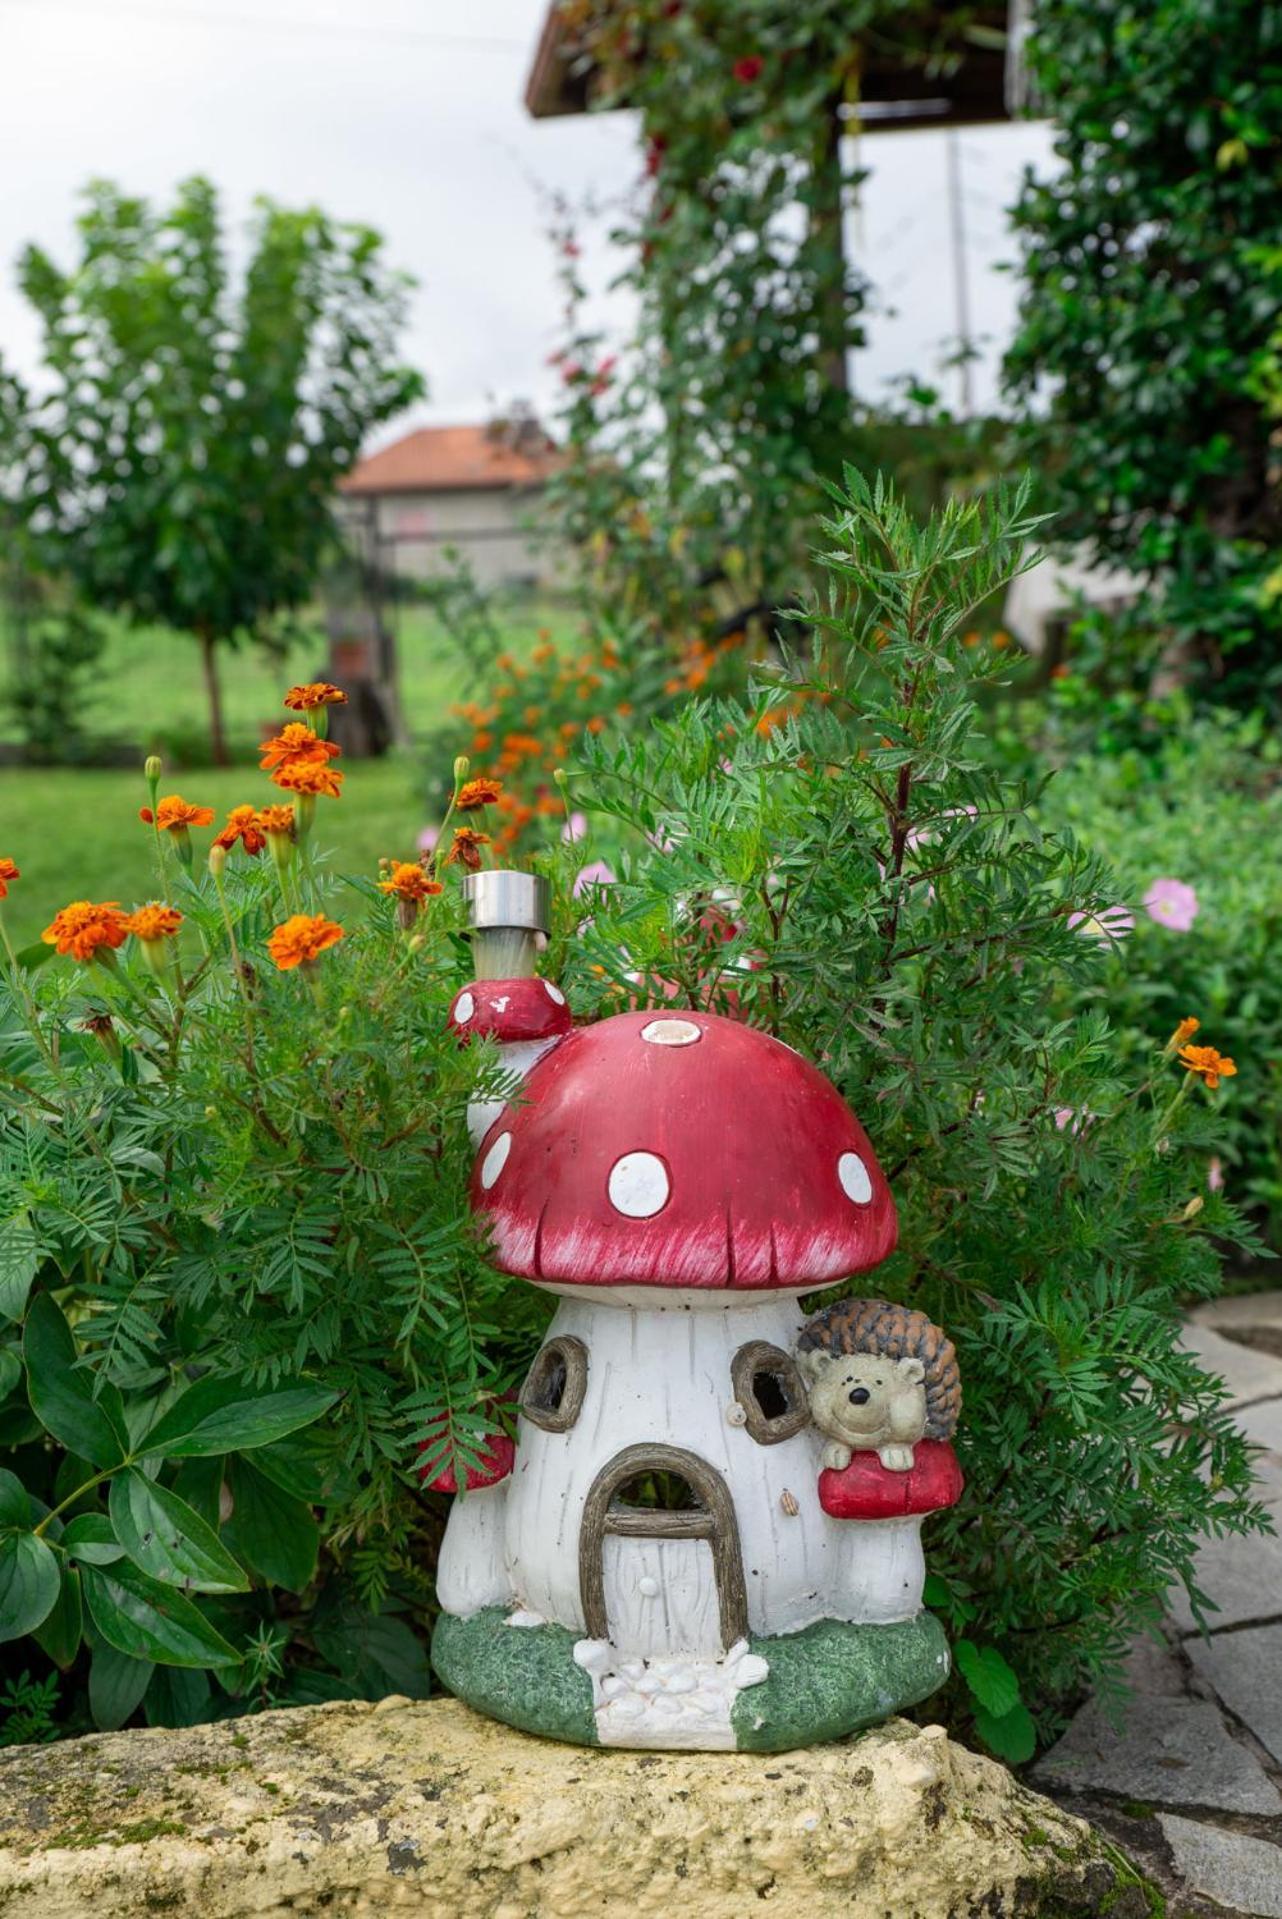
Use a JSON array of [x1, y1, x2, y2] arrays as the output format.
[[797, 1299, 961, 1473]]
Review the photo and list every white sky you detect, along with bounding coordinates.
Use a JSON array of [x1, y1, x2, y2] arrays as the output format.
[[0, 0, 1056, 439]]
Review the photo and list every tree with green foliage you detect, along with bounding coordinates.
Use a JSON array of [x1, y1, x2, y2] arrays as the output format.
[[1004, 0, 1282, 701], [0, 177, 423, 763], [564, 474, 1266, 1755]]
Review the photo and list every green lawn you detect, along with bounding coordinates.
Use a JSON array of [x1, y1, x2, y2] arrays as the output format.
[[0, 756, 441, 949]]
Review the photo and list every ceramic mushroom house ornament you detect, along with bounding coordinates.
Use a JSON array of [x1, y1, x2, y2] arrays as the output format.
[[428, 871, 964, 1752]]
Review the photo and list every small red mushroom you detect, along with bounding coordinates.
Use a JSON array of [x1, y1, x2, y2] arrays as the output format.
[[447, 977, 572, 1047], [470, 1008, 897, 1290], [416, 1407, 515, 1494], [817, 1438, 964, 1521]]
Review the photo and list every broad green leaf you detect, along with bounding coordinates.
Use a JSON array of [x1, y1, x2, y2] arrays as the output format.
[[89, 1640, 153, 1731], [23, 1292, 128, 1468], [144, 1664, 212, 1729], [973, 1700, 1038, 1766], [136, 1376, 339, 1461], [311, 1593, 431, 1700], [109, 1468, 249, 1594], [0, 1216, 40, 1322], [0, 1529, 61, 1642], [34, 1565, 83, 1669], [0, 1345, 20, 1401], [954, 1641, 1022, 1721], [62, 1512, 126, 1565], [81, 1559, 241, 1670], [14, 941, 55, 973], [225, 1457, 318, 1592], [0, 1468, 31, 1527], [172, 1456, 225, 1529]]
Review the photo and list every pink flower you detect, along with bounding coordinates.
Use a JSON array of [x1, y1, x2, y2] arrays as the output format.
[[1069, 905, 1135, 943], [1143, 878, 1199, 933], [905, 805, 978, 854], [1054, 1106, 1094, 1134], [1207, 1156, 1225, 1193], [418, 825, 440, 855], [573, 860, 616, 898], [562, 811, 588, 844]]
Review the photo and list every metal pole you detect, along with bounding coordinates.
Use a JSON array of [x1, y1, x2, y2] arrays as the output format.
[[945, 130, 974, 418]]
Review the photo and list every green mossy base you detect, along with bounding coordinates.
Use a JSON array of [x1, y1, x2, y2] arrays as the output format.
[[731, 1612, 950, 1751], [431, 1608, 600, 1746], [431, 1608, 949, 1753]]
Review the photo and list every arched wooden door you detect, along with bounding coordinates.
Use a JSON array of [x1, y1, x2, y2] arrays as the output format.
[[579, 1444, 748, 1655]]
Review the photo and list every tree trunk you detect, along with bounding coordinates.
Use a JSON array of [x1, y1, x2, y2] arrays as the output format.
[[198, 624, 229, 767], [812, 93, 850, 399]]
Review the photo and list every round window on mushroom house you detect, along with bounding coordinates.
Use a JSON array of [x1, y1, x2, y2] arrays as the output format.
[[730, 1341, 811, 1445], [519, 1335, 589, 1434]]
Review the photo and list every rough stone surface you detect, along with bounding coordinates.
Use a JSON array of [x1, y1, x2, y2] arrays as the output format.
[[1187, 1623, 1282, 1765], [1179, 1320, 1282, 1411], [1192, 1289, 1282, 1340], [1167, 1525, 1282, 1635], [1032, 1695, 1282, 1816], [0, 1695, 1134, 1919], [1160, 1814, 1282, 1918]]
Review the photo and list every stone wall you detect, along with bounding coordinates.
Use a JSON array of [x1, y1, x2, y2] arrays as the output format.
[[0, 1696, 1148, 1917]]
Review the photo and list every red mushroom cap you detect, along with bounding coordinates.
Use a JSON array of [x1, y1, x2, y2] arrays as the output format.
[[470, 1008, 897, 1290], [448, 977, 573, 1046], [416, 1410, 516, 1493], [818, 1438, 964, 1520]]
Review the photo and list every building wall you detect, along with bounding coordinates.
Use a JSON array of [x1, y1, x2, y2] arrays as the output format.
[[342, 486, 564, 592]]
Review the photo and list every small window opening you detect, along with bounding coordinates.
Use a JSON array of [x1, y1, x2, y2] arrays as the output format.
[[612, 1470, 703, 1514], [731, 1340, 810, 1445], [519, 1334, 588, 1433]]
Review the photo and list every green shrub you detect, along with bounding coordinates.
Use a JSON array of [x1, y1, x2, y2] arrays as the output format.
[[0, 724, 538, 1731], [562, 475, 1267, 1756]]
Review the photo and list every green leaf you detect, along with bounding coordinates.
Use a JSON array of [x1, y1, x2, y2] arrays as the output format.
[[62, 1512, 126, 1566], [89, 1640, 153, 1731], [224, 1457, 318, 1592], [954, 1641, 1022, 1721], [0, 1529, 61, 1642], [33, 1564, 83, 1669], [0, 1468, 31, 1528], [109, 1468, 249, 1594], [81, 1558, 241, 1669], [144, 1664, 212, 1729], [311, 1592, 431, 1700], [0, 1216, 40, 1322], [136, 1376, 339, 1462], [14, 941, 55, 973], [171, 1456, 225, 1529], [973, 1700, 1038, 1766], [22, 1292, 128, 1468], [0, 1344, 20, 1401]]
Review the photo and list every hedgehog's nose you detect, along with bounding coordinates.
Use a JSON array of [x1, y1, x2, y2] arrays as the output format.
[[848, 1387, 871, 1406]]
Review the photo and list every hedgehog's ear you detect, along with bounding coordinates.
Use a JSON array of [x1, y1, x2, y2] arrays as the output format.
[[797, 1349, 828, 1384], [897, 1357, 926, 1385]]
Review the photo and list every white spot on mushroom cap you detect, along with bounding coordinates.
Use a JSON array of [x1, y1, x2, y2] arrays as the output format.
[[838, 1150, 873, 1204], [543, 980, 566, 1006], [640, 1018, 701, 1047], [480, 1131, 512, 1190], [608, 1151, 670, 1218], [454, 990, 475, 1025]]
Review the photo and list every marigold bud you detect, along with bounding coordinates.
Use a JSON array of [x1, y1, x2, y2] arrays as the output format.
[[205, 1104, 218, 1119], [208, 843, 227, 880], [1182, 1195, 1205, 1221], [144, 755, 163, 784], [453, 755, 470, 782]]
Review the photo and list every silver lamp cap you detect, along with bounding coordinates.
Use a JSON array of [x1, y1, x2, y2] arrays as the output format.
[[462, 869, 550, 936]]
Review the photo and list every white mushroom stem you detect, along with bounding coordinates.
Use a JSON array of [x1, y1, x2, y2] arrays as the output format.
[[435, 1480, 512, 1618], [831, 1517, 927, 1625]]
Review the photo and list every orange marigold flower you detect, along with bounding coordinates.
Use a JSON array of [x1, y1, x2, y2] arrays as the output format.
[[272, 757, 345, 800], [445, 827, 491, 872], [1170, 1016, 1201, 1049], [0, 857, 19, 899], [260, 722, 341, 772], [123, 904, 183, 943], [457, 776, 502, 811], [42, 900, 129, 962], [214, 805, 267, 856], [256, 804, 297, 838], [379, 861, 443, 902], [267, 913, 344, 971], [284, 681, 347, 711], [140, 794, 216, 832], [1179, 1043, 1237, 1090]]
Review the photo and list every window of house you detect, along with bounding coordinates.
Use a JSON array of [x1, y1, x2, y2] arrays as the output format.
[[730, 1340, 810, 1445], [519, 1335, 588, 1433]]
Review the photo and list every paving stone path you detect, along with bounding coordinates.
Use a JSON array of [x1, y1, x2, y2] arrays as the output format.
[[1033, 1292, 1282, 1917]]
